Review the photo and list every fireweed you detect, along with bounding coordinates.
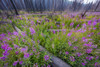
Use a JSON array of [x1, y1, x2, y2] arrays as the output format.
[[31, 14, 100, 67], [0, 13, 100, 67], [0, 31, 50, 67]]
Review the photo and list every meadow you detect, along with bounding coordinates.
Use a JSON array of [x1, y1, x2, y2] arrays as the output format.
[[0, 12, 100, 67]]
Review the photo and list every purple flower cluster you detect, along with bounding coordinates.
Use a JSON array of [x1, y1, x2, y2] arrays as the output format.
[[62, 23, 65, 26], [76, 52, 82, 57], [21, 32, 26, 37], [0, 33, 6, 40], [13, 31, 19, 36], [20, 47, 28, 53], [31, 21, 35, 25], [70, 22, 74, 27], [82, 23, 86, 28], [83, 43, 91, 47], [82, 62, 85, 66], [13, 61, 18, 66], [53, 30, 55, 34], [70, 56, 75, 62], [68, 41, 72, 46], [65, 51, 69, 55], [24, 53, 30, 58], [86, 56, 93, 60], [0, 43, 12, 61], [13, 60, 23, 66], [88, 20, 92, 25], [29, 27, 35, 35], [44, 55, 49, 61], [0, 56, 7, 61], [67, 32, 72, 37], [86, 48, 92, 54]]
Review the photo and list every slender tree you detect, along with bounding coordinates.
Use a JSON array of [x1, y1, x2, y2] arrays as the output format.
[[5, 0, 13, 13], [81, 3, 92, 18], [61, 0, 64, 13], [72, 0, 78, 11], [52, 0, 55, 13], [40, 0, 42, 13], [10, 0, 18, 15], [94, 1, 100, 11]]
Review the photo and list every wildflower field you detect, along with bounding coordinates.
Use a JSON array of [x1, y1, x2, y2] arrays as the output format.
[[0, 12, 100, 67]]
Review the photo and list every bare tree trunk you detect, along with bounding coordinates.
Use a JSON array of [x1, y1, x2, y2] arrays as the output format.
[[72, 0, 77, 11], [81, 3, 92, 18], [0, 1, 6, 10], [35, 0, 38, 11], [40, 0, 42, 14], [30, 0, 34, 12], [10, 0, 19, 15], [52, 0, 55, 13], [20, 0, 24, 10], [5, 0, 13, 13], [61, 0, 64, 13], [94, 1, 100, 11], [43, 0, 45, 11]]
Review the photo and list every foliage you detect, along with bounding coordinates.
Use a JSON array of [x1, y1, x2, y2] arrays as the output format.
[[0, 12, 100, 67]]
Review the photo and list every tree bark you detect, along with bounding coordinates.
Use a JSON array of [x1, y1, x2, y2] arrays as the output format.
[[10, 0, 19, 15], [94, 1, 100, 11]]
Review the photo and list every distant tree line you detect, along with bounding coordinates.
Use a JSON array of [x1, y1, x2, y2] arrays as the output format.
[[0, 0, 66, 12], [0, 0, 100, 15]]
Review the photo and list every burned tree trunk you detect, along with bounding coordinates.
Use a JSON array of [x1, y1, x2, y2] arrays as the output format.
[[94, 1, 100, 11], [35, 0, 38, 11], [10, 0, 19, 15], [40, 0, 42, 14], [72, 0, 77, 11], [5, 0, 13, 14], [52, 0, 55, 13], [81, 3, 92, 18], [61, 0, 64, 13], [81, 9, 88, 18]]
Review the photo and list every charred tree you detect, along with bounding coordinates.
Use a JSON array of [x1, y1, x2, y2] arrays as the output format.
[[72, 0, 77, 11], [61, 0, 64, 13], [52, 0, 55, 13], [5, 0, 13, 14], [94, 1, 100, 11], [35, 0, 38, 11], [43, 0, 45, 11], [40, 0, 42, 13], [10, 0, 18, 15], [81, 3, 92, 18]]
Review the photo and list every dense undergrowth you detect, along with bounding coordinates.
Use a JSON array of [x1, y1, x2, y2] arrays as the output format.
[[0, 12, 100, 67]]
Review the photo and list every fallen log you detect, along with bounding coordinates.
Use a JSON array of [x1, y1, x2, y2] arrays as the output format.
[[14, 25, 71, 67], [47, 29, 66, 32]]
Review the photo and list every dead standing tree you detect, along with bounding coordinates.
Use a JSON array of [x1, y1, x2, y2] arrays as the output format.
[[40, 0, 42, 14], [10, 0, 19, 15], [81, 3, 93, 18], [61, 0, 64, 13], [52, 0, 55, 13], [72, 0, 78, 11], [94, 1, 100, 11]]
